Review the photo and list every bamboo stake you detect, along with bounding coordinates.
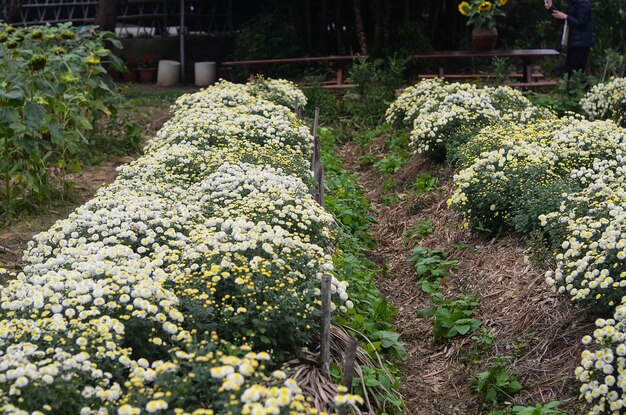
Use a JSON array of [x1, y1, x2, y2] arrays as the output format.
[[319, 274, 332, 372], [342, 337, 359, 389]]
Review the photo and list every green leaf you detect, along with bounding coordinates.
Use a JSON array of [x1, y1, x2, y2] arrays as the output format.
[[416, 307, 435, 318], [0, 87, 24, 102], [23, 102, 46, 131], [364, 377, 382, 387], [0, 107, 20, 126]]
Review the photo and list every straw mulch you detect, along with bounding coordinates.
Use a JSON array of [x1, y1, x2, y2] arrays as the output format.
[[338, 139, 594, 415]]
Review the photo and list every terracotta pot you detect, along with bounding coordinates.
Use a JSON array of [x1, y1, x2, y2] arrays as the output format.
[[106, 67, 123, 82], [471, 27, 498, 52], [122, 68, 138, 83], [138, 68, 157, 83]]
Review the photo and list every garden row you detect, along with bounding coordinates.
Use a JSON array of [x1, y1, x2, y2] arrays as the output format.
[[386, 77, 626, 415], [0, 24, 122, 220], [0, 79, 368, 414]]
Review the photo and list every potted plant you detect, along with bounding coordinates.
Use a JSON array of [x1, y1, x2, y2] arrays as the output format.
[[122, 56, 139, 82], [137, 54, 158, 83], [458, 0, 508, 52]]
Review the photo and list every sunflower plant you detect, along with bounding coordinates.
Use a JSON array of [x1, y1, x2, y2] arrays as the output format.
[[458, 0, 507, 30]]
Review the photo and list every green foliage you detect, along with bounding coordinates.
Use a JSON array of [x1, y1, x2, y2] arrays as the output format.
[[321, 130, 376, 238], [417, 294, 482, 339], [472, 357, 522, 405], [353, 123, 391, 147], [358, 152, 377, 168], [372, 130, 412, 176], [492, 57, 515, 84], [468, 328, 496, 364], [232, 14, 302, 78], [321, 126, 404, 414], [344, 57, 407, 128], [524, 72, 594, 116], [490, 401, 566, 415], [403, 219, 434, 242], [374, 153, 406, 175], [0, 23, 122, 222], [408, 247, 458, 280], [510, 178, 579, 243], [413, 172, 439, 195], [80, 119, 142, 166], [302, 82, 338, 120]]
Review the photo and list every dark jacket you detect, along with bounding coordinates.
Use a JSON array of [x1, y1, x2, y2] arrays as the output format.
[[548, 0, 594, 48]]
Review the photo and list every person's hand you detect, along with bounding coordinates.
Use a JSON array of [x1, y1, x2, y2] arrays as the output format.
[[552, 10, 567, 19], [544, 0, 552, 9]]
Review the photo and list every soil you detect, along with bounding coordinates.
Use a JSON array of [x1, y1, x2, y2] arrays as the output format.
[[339, 137, 594, 415]]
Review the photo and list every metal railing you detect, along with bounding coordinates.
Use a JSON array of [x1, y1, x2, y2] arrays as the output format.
[[5, 0, 233, 36]]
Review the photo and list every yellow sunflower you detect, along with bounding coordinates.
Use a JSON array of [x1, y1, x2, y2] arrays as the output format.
[[499, 0, 508, 5], [477, 1, 493, 11], [458, 1, 471, 15]]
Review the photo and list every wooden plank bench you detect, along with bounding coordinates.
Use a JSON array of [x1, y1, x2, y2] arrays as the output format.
[[412, 49, 559, 88], [418, 72, 545, 80], [221, 55, 362, 87]]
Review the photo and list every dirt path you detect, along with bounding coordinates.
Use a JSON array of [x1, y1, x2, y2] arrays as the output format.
[[339, 139, 594, 415]]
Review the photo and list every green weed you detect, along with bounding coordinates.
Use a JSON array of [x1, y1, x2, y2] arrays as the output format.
[[472, 357, 522, 405], [413, 172, 439, 195], [417, 294, 482, 339], [489, 402, 566, 415], [403, 219, 434, 242], [408, 247, 458, 280]]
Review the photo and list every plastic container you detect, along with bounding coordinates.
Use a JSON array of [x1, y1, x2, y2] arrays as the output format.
[[194, 62, 217, 86], [157, 60, 180, 86]]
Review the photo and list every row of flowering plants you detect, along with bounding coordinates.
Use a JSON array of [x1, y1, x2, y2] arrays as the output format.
[[581, 77, 626, 128], [0, 23, 123, 220], [0, 78, 366, 414], [386, 78, 626, 414]]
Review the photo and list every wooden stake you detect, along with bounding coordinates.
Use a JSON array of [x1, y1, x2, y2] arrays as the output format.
[[313, 161, 324, 206], [312, 106, 319, 136], [319, 274, 332, 372], [311, 107, 320, 171], [342, 337, 358, 389]]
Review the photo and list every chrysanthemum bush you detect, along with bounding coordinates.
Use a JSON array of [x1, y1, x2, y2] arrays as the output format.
[[449, 117, 626, 233], [386, 79, 626, 414], [575, 305, 626, 415], [0, 79, 360, 414], [543, 155, 626, 311], [385, 79, 551, 160], [581, 78, 626, 127]]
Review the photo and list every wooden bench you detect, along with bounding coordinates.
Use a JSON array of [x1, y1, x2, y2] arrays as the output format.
[[221, 56, 360, 87], [418, 72, 545, 80], [221, 49, 560, 89], [412, 49, 560, 88]]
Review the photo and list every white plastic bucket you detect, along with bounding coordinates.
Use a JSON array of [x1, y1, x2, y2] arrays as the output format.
[[157, 60, 180, 86], [194, 62, 216, 86]]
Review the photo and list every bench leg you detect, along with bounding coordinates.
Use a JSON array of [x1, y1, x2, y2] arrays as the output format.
[[336, 65, 344, 86], [437, 59, 445, 78], [522, 58, 533, 83]]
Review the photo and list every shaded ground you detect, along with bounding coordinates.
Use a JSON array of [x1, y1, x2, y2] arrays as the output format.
[[339, 137, 594, 415], [0, 84, 194, 274]]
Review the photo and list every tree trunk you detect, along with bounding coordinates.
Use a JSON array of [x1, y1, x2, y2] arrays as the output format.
[[352, 0, 368, 55], [95, 0, 120, 33], [372, 0, 382, 54]]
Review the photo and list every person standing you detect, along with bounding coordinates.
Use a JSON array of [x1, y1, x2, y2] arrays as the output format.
[[544, 0, 594, 81]]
